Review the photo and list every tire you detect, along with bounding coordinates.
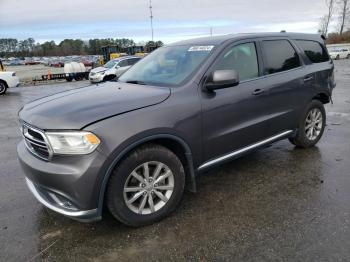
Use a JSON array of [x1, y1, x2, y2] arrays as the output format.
[[347, 54, 350, 59], [66, 77, 73, 82], [336, 55, 340, 60], [289, 100, 326, 148], [106, 144, 185, 227], [0, 81, 7, 95], [74, 75, 82, 81], [103, 74, 116, 82]]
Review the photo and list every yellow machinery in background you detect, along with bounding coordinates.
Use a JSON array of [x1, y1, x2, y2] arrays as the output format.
[[0, 60, 5, 71], [101, 44, 162, 63], [101, 45, 127, 62]]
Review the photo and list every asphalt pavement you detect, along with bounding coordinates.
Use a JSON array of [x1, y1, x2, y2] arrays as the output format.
[[0, 60, 349, 261]]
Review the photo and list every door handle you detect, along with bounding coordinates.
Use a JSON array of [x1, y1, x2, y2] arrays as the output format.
[[303, 75, 314, 82], [252, 89, 264, 95]]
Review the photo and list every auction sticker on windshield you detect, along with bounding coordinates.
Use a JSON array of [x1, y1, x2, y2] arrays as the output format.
[[188, 46, 214, 52]]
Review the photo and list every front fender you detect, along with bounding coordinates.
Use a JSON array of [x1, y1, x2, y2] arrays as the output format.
[[94, 133, 197, 218]]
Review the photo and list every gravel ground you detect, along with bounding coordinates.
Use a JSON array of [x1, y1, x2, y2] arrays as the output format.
[[0, 60, 349, 261]]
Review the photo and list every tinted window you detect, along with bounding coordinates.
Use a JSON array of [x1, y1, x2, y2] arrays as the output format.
[[261, 40, 300, 74], [128, 58, 140, 66], [118, 60, 128, 67], [296, 40, 329, 63], [214, 42, 259, 81]]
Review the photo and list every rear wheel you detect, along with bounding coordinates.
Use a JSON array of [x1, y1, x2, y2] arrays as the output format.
[[0, 81, 7, 95], [106, 144, 185, 227], [289, 100, 326, 148]]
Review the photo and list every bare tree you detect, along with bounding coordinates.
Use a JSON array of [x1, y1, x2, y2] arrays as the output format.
[[338, 0, 349, 34], [319, 0, 336, 36], [319, 15, 329, 34]]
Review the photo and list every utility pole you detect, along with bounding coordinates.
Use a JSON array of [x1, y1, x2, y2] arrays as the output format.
[[149, 0, 154, 41], [210, 27, 213, 36]]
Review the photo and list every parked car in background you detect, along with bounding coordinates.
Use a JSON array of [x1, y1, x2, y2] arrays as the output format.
[[0, 71, 19, 94], [18, 33, 335, 227], [328, 48, 350, 60], [89, 56, 141, 83]]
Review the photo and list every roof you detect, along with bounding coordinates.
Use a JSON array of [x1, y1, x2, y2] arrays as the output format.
[[168, 32, 324, 46], [111, 56, 140, 61]]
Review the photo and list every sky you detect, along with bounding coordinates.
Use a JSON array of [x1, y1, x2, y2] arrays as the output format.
[[0, 0, 334, 44]]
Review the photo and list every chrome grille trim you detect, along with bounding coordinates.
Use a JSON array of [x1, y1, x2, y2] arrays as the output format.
[[21, 122, 53, 161]]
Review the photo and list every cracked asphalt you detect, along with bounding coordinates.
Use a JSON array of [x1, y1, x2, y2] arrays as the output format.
[[1, 60, 349, 262]]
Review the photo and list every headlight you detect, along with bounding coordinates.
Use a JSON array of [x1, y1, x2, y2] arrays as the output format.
[[45, 131, 100, 155]]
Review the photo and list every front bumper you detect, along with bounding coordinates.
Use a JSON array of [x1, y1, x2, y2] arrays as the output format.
[[25, 177, 99, 222], [7, 76, 20, 88], [17, 140, 107, 222], [89, 74, 104, 83]]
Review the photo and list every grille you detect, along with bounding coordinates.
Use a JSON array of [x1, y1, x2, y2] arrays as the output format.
[[22, 123, 52, 160]]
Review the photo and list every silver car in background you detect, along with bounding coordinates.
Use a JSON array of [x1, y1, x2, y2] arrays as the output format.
[[89, 56, 141, 83]]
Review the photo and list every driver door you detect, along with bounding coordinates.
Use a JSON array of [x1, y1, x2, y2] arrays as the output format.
[[115, 59, 130, 77], [200, 41, 272, 164]]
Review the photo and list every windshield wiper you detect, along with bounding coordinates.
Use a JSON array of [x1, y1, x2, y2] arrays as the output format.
[[125, 80, 147, 85]]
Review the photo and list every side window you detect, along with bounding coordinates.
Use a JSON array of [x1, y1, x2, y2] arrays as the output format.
[[296, 40, 329, 63], [213, 42, 259, 81], [128, 58, 140, 66], [118, 60, 128, 67], [261, 40, 301, 75]]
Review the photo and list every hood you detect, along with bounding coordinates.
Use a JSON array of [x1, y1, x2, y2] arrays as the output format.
[[19, 82, 170, 130], [90, 66, 108, 74]]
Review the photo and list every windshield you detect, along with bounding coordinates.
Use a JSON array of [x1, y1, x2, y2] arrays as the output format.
[[104, 60, 118, 69], [118, 45, 214, 86]]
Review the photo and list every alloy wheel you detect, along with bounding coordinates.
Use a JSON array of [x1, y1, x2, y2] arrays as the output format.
[[0, 83, 5, 94], [123, 161, 174, 215], [305, 108, 323, 141]]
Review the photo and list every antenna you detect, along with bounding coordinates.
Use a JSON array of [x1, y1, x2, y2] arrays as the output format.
[[149, 0, 154, 41]]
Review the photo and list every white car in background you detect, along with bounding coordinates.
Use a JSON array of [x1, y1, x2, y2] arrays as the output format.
[[328, 48, 350, 60], [89, 56, 141, 83], [0, 71, 19, 95]]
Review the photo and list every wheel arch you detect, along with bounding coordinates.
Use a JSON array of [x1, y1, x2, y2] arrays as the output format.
[[96, 134, 197, 217], [312, 92, 330, 104], [0, 79, 8, 94], [0, 79, 8, 88]]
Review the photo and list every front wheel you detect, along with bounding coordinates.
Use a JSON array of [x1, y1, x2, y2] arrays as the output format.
[[289, 100, 326, 148], [106, 144, 185, 227], [0, 81, 7, 95]]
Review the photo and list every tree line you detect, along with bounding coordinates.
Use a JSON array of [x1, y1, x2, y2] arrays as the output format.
[[0, 38, 164, 58], [319, 0, 349, 37]]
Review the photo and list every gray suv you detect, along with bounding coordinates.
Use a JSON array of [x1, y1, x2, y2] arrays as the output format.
[[17, 33, 335, 227]]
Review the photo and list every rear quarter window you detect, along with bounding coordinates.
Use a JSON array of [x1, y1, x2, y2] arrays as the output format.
[[296, 40, 329, 63]]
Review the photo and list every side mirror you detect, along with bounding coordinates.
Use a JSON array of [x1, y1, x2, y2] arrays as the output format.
[[205, 70, 239, 91]]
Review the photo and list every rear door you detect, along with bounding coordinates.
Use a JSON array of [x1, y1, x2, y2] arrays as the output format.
[[201, 40, 272, 163], [258, 38, 307, 135], [295, 39, 334, 100]]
